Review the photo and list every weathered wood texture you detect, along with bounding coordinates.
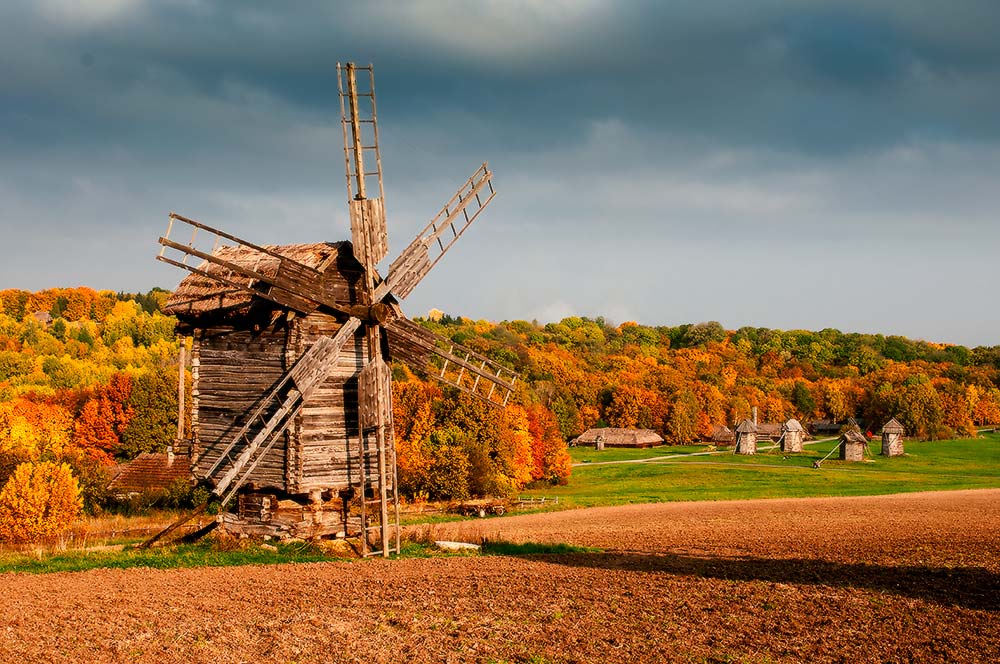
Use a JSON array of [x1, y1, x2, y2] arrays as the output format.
[[191, 323, 291, 490], [290, 311, 381, 493]]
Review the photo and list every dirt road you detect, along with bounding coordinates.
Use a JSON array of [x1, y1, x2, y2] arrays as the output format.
[[3, 490, 998, 663]]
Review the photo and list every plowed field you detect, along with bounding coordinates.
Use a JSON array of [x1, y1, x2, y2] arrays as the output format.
[[3, 490, 999, 663]]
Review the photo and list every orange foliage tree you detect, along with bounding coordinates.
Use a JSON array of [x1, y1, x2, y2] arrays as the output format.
[[0, 461, 82, 543]]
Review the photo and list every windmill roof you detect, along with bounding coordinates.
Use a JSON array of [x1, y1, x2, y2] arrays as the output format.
[[107, 453, 191, 494], [882, 418, 905, 434], [163, 242, 353, 316], [840, 429, 868, 445], [782, 418, 804, 432], [735, 419, 757, 433]]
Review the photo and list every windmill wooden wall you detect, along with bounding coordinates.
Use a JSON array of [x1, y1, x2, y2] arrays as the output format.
[[781, 419, 805, 453], [839, 429, 868, 462], [168, 242, 381, 499], [734, 419, 757, 455], [881, 418, 905, 457]]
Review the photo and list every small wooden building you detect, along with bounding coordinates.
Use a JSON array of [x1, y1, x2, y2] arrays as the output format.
[[709, 424, 735, 445], [839, 429, 868, 462], [756, 422, 783, 442], [881, 418, 905, 457], [573, 428, 663, 449], [734, 419, 757, 455], [781, 419, 805, 453], [107, 452, 192, 499]]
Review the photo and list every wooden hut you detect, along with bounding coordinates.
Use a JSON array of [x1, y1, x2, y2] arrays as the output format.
[[709, 424, 735, 445], [756, 422, 782, 442], [881, 418, 905, 457], [107, 452, 192, 499], [781, 419, 805, 453], [573, 428, 663, 449], [163, 242, 373, 537], [839, 429, 868, 462], [734, 419, 757, 455]]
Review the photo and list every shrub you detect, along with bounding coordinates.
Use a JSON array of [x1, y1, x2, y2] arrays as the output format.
[[0, 461, 82, 543]]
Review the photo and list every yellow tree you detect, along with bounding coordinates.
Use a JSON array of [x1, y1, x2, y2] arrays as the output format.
[[0, 461, 82, 543]]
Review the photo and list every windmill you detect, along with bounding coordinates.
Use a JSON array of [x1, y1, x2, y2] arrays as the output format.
[[153, 63, 517, 557]]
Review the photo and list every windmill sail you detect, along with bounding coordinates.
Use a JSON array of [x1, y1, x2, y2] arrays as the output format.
[[385, 317, 517, 406]]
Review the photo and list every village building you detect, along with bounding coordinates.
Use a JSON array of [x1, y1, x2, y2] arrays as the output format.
[[881, 418, 906, 456], [573, 428, 663, 449], [708, 424, 735, 445], [839, 428, 869, 462], [108, 451, 192, 499], [781, 418, 805, 453], [734, 419, 758, 455]]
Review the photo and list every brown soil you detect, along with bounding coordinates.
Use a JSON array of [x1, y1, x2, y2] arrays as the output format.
[[3, 490, 999, 663]]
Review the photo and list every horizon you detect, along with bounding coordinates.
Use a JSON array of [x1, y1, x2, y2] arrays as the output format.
[[1, 2, 998, 346]]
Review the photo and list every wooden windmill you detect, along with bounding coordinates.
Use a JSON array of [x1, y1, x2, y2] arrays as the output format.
[[154, 63, 517, 556]]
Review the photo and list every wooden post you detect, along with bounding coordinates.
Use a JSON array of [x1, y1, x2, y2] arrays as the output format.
[[173, 341, 185, 464]]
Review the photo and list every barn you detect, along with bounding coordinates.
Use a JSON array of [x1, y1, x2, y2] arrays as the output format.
[[574, 428, 664, 448], [708, 424, 735, 444]]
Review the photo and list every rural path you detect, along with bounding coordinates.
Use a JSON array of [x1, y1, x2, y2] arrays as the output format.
[[3, 490, 999, 664], [572, 436, 838, 466]]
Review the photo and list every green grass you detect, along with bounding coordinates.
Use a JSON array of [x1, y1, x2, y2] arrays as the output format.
[[522, 432, 1000, 508], [569, 443, 708, 464], [0, 540, 338, 575]]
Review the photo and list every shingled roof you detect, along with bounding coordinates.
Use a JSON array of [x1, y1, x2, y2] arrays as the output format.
[[782, 418, 804, 433], [883, 418, 905, 434], [735, 419, 757, 434], [840, 429, 868, 445], [163, 242, 351, 317], [107, 453, 191, 495]]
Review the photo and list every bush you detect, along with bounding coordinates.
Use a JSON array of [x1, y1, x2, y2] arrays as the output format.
[[0, 461, 82, 543]]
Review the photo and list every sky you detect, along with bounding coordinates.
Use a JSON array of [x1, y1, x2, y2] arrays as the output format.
[[1, 1, 999, 346]]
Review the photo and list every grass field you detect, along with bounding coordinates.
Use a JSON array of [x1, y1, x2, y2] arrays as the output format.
[[525, 431, 1000, 507]]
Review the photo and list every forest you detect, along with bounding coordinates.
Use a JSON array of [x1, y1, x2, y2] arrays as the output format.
[[1, 287, 998, 541]]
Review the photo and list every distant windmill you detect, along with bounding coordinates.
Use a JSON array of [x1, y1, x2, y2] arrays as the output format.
[[152, 62, 517, 556]]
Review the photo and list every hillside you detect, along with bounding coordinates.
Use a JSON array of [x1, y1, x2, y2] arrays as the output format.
[[1, 287, 998, 513]]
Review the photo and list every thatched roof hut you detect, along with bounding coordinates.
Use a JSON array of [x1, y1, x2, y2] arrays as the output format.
[[709, 425, 735, 444], [107, 453, 191, 498], [781, 418, 805, 453], [734, 419, 758, 455], [756, 422, 782, 441], [881, 418, 905, 457], [839, 429, 868, 462], [573, 428, 663, 448]]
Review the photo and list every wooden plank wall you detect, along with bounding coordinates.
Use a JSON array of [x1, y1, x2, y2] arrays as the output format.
[[289, 311, 373, 493], [191, 323, 291, 491]]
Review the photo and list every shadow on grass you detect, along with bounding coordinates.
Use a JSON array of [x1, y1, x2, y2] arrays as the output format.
[[522, 550, 1000, 612]]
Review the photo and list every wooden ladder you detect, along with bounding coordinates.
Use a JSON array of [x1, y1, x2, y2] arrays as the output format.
[[207, 322, 361, 505], [357, 423, 401, 558]]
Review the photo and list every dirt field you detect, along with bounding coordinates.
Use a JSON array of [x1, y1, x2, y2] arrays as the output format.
[[2, 490, 998, 663]]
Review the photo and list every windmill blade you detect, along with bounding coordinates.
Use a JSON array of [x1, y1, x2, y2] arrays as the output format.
[[157, 212, 354, 317], [375, 163, 496, 301], [385, 317, 518, 407], [338, 62, 388, 273]]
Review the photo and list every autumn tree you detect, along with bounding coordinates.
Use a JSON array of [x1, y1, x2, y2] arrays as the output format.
[[0, 461, 82, 543]]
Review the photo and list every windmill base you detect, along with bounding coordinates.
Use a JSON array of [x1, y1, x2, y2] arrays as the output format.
[[217, 492, 361, 540]]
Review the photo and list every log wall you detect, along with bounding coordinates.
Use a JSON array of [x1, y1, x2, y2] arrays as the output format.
[[289, 311, 378, 493], [191, 322, 291, 491]]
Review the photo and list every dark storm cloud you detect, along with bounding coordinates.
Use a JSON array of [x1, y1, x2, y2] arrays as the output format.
[[2, 1, 999, 345]]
